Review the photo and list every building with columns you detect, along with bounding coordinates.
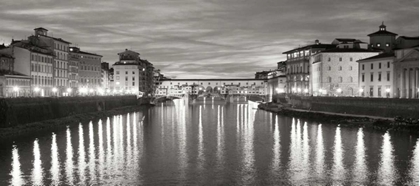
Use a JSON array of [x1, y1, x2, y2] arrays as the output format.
[[394, 46, 419, 99], [283, 40, 336, 95]]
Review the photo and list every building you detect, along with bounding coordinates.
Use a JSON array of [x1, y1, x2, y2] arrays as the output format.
[[368, 22, 397, 53], [0, 53, 31, 97], [255, 71, 271, 79], [69, 47, 102, 94], [113, 49, 155, 96], [357, 53, 395, 98], [311, 39, 379, 96], [0, 39, 55, 97], [395, 36, 419, 49], [34, 27, 72, 96], [101, 62, 110, 90], [394, 46, 419, 99], [68, 49, 79, 89], [283, 40, 336, 95], [267, 61, 287, 102]]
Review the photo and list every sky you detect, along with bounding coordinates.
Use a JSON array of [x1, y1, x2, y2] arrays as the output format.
[[0, 0, 418, 79]]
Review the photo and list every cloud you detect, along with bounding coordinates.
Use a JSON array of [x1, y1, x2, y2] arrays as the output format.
[[0, 0, 418, 78]]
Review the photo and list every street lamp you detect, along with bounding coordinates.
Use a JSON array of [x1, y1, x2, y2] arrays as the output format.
[[336, 88, 342, 94], [34, 87, 40, 92], [52, 87, 58, 97], [13, 86, 19, 97], [304, 88, 309, 93], [67, 88, 72, 93], [359, 88, 363, 93]]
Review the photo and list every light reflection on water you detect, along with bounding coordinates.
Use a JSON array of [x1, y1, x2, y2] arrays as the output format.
[[1, 100, 418, 185]]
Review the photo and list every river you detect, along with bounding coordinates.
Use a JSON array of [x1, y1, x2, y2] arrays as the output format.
[[0, 100, 418, 185]]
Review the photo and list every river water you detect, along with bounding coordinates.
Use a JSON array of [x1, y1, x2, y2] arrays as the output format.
[[0, 100, 418, 185]]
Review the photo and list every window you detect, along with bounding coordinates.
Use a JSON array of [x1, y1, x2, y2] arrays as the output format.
[[339, 57, 342, 62], [379, 63, 381, 69], [387, 71, 390, 81], [378, 72, 382, 81], [387, 62, 390, 68], [116, 71, 120, 75], [362, 64, 365, 70], [125, 77, 128, 81], [370, 86, 374, 97], [350, 57, 353, 61], [328, 57, 331, 62], [339, 66, 342, 71], [132, 77, 135, 81], [349, 66, 353, 70], [125, 71, 128, 74], [132, 71, 135, 74], [327, 77, 332, 83], [349, 76, 353, 83], [371, 63, 373, 69], [132, 82, 135, 86], [378, 86, 382, 97], [339, 76, 343, 83], [371, 73, 374, 82], [328, 66, 331, 71]]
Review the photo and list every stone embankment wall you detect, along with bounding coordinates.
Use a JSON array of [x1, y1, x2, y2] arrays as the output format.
[[0, 96, 139, 128], [289, 96, 419, 119]]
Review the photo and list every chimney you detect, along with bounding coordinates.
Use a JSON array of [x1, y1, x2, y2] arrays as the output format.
[[315, 39, 320, 45]]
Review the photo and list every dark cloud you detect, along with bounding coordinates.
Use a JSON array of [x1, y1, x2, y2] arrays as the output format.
[[0, 0, 417, 78]]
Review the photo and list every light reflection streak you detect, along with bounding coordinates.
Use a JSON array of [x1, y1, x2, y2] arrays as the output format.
[[65, 127, 74, 184], [106, 118, 112, 179], [288, 118, 302, 184], [88, 122, 95, 182], [126, 113, 133, 177], [353, 128, 367, 183], [175, 100, 187, 182], [32, 138, 43, 186], [377, 132, 396, 185], [332, 126, 345, 183], [409, 139, 419, 184], [216, 105, 224, 171], [272, 115, 281, 172], [314, 124, 324, 179], [302, 122, 310, 180], [241, 102, 256, 185], [198, 105, 204, 169], [78, 124, 86, 184], [98, 120, 104, 180], [50, 133, 60, 185], [10, 145, 24, 186]]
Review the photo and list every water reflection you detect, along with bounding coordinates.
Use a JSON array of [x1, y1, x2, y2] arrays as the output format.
[[353, 128, 367, 183], [32, 138, 43, 186], [50, 133, 60, 185], [378, 132, 396, 185], [78, 123, 86, 183], [10, 145, 24, 186], [314, 124, 325, 179], [65, 127, 74, 184], [1, 102, 418, 185], [332, 126, 345, 183]]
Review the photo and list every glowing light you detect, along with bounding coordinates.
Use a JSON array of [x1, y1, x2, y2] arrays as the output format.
[[66, 88, 72, 93], [304, 88, 309, 93], [89, 89, 94, 93], [52, 87, 57, 92], [337, 88, 342, 93], [292, 87, 296, 92], [385, 88, 391, 93], [359, 88, 364, 93], [297, 88, 302, 92], [34, 87, 40, 92], [116, 82, 120, 85], [106, 89, 111, 93], [13, 86, 19, 92]]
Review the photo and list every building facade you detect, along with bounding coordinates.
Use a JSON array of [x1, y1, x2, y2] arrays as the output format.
[[0, 53, 31, 97], [394, 46, 419, 99], [69, 47, 102, 94], [357, 53, 394, 98], [113, 49, 155, 96], [35, 27, 72, 96], [283, 40, 336, 95], [368, 23, 397, 53]]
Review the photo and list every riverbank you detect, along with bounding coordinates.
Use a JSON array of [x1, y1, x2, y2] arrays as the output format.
[[259, 102, 419, 135], [0, 104, 153, 143]]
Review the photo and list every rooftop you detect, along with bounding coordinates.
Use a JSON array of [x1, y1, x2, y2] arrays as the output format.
[[282, 43, 336, 54], [399, 36, 419, 40], [320, 48, 380, 53], [357, 53, 395, 62], [161, 78, 266, 81], [38, 34, 71, 44]]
